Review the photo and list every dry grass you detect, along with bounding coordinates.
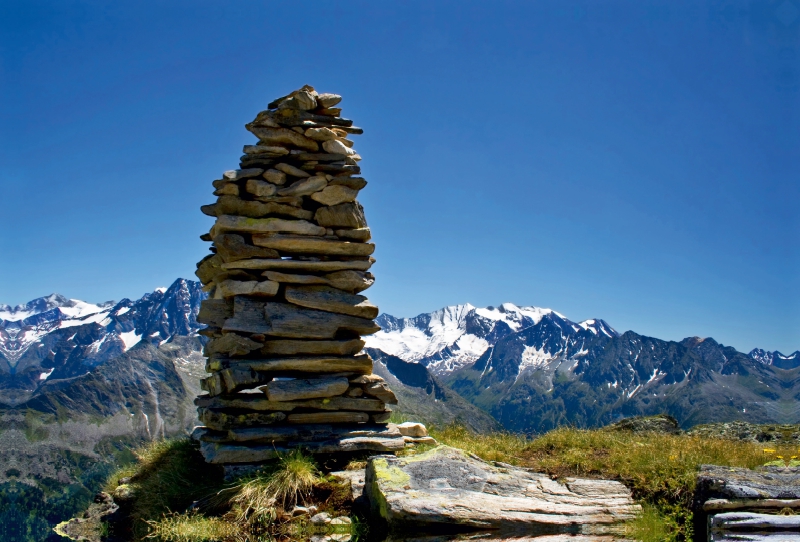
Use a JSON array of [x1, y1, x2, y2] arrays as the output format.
[[104, 438, 223, 539], [224, 449, 320, 525], [429, 423, 798, 541], [427, 423, 530, 464]]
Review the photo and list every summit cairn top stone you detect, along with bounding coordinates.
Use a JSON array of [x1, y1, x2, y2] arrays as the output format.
[[192, 85, 405, 464]]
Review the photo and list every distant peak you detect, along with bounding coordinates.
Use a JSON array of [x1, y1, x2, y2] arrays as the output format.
[[0, 294, 115, 322]]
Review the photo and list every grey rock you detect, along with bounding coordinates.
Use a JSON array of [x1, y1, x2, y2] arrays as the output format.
[[315, 202, 368, 229], [397, 422, 428, 438], [322, 139, 355, 156], [195, 254, 225, 284], [196, 298, 233, 327], [263, 168, 288, 185], [275, 162, 312, 177], [363, 381, 399, 404], [305, 127, 339, 141], [214, 183, 239, 196], [282, 90, 318, 111], [284, 285, 379, 319], [227, 423, 402, 443], [277, 176, 327, 196], [243, 145, 289, 156], [222, 297, 379, 338], [264, 376, 350, 402], [225, 258, 374, 273], [259, 337, 365, 357], [214, 215, 326, 237], [216, 279, 279, 298], [317, 93, 342, 108], [329, 176, 367, 190], [247, 126, 320, 152], [335, 228, 371, 242], [204, 333, 262, 357], [198, 408, 286, 431], [196, 393, 385, 412], [252, 234, 375, 257], [200, 434, 405, 463], [263, 270, 331, 286], [214, 196, 312, 220], [223, 168, 264, 181], [689, 422, 800, 445], [607, 414, 681, 434], [331, 469, 367, 501], [365, 446, 639, 535], [325, 270, 375, 293], [311, 185, 359, 206], [697, 465, 800, 500], [245, 178, 278, 197], [710, 511, 800, 533], [214, 233, 281, 262], [288, 412, 370, 424]]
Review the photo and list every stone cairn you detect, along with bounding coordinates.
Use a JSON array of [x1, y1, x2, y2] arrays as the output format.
[[191, 86, 424, 466]]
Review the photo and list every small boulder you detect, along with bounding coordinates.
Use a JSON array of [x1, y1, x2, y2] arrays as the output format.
[[311, 512, 332, 525], [396, 422, 428, 438], [606, 414, 681, 434]]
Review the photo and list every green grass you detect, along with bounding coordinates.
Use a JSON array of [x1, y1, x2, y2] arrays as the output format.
[[219, 449, 320, 525], [145, 513, 240, 542], [625, 503, 673, 542], [105, 441, 348, 541], [104, 438, 224, 539], [103, 422, 800, 542], [430, 423, 800, 541], [427, 423, 530, 464]]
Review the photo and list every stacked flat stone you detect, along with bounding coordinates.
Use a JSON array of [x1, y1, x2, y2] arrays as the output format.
[[192, 86, 404, 465]]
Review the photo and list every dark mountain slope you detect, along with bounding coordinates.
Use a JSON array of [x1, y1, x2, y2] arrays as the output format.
[[367, 348, 499, 433]]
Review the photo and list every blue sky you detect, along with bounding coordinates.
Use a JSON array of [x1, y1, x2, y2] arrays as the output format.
[[0, 1, 797, 353]]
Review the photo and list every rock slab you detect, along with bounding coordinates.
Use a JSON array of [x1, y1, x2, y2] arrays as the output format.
[[698, 465, 800, 541], [365, 445, 639, 536]]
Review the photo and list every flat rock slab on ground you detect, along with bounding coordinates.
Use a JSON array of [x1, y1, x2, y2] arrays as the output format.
[[365, 446, 639, 536], [698, 465, 800, 500], [710, 512, 800, 541], [699, 466, 800, 541]]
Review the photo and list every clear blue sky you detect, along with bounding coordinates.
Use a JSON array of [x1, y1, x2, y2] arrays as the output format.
[[1, 1, 797, 354]]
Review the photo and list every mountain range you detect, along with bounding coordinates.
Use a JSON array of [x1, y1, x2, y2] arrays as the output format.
[[1, 279, 797, 539], [366, 302, 799, 432]]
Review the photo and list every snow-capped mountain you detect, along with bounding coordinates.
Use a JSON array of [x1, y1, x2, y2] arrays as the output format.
[[0, 279, 205, 405], [749, 348, 800, 370], [0, 294, 115, 323], [366, 302, 617, 375], [366, 303, 799, 432]]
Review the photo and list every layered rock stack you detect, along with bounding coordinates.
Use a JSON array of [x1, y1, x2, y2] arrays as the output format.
[[191, 86, 409, 465]]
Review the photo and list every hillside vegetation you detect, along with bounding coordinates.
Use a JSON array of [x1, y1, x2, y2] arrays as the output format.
[[71, 416, 800, 542]]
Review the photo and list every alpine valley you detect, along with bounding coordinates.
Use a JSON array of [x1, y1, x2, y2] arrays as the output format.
[[1, 279, 797, 540]]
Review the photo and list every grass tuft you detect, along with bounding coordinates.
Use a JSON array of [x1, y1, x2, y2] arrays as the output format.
[[218, 448, 320, 525]]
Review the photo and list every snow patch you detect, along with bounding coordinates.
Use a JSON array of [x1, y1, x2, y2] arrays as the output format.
[[519, 345, 554, 372], [119, 331, 141, 351]]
